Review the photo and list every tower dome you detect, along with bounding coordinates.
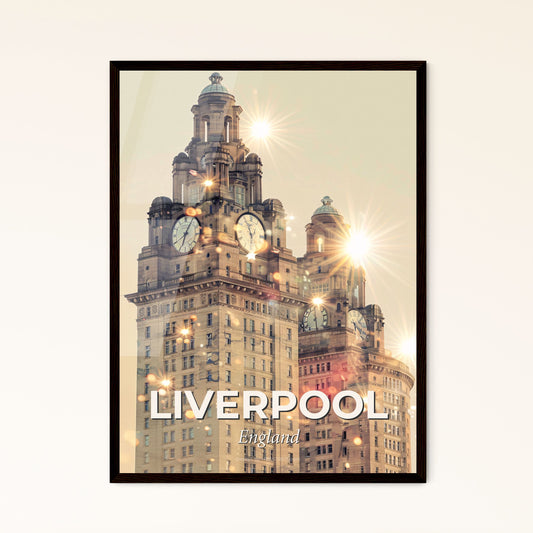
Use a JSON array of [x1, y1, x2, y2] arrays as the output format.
[[200, 72, 232, 96], [173, 152, 190, 164], [150, 196, 172, 209], [313, 196, 341, 216], [149, 196, 173, 215]]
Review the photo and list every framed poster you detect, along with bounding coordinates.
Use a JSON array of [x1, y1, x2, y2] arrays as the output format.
[[110, 61, 426, 483]]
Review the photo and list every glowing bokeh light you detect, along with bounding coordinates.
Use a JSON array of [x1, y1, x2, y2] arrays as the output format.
[[184, 410, 195, 419], [161, 379, 171, 387], [312, 297, 324, 306], [400, 336, 416, 357], [246, 252, 256, 261], [250, 121, 271, 139], [203, 179, 213, 187], [353, 436, 363, 445], [346, 231, 371, 265]]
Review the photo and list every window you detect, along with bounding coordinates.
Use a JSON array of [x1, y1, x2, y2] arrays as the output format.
[[235, 186, 245, 206], [286, 346, 292, 359], [145, 326, 151, 338], [144, 435, 149, 447], [226, 352, 231, 364], [287, 328, 292, 340], [145, 345, 151, 358], [207, 313, 213, 326], [246, 262, 252, 274], [225, 314, 231, 327], [207, 333, 213, 346], [176, 264, 181, 273], [144, 418, 149, 429], [225, 371, 231, 383]]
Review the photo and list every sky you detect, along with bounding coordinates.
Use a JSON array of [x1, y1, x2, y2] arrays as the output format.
[[119, 69, 417, 470]]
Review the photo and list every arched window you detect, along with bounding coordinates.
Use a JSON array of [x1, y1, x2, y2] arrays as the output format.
[[224, 116, 232, 142], [317, 237, 324, 253], [234, 186, 245, 206], [202, 116, 209, 142]]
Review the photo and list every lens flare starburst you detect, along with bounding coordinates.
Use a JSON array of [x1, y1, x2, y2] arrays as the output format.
[[240, 94, 300, 169], [250, 121, 271, 139]]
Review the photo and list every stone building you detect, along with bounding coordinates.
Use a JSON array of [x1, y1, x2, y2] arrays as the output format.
[[126, 73, 304, 473], [126, 73, 413, 474], [297, 197, 414, 473]]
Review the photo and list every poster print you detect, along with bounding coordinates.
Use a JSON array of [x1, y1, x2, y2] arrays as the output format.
[[111, 61, 426, 482]]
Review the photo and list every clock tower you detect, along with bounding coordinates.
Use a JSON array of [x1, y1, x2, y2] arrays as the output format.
[[297, 197, 414, 474], [126, 74, 304, 474]]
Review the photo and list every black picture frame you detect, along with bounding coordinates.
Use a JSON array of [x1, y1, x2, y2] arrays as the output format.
[[110, 60, 426, 483]]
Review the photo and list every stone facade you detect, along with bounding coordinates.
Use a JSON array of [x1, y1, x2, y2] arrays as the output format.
[[126, 73, 413, 474]]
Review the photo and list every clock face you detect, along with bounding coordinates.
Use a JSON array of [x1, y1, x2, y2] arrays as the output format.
[[236, 214, 265, 253], [302, 305, 328, 331], [347, 309, 368, 340], [172, 216, 200, 254]]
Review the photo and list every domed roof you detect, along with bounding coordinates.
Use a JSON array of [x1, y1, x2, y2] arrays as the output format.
[[263, 198, 284, 211], [150, 196, 172, 209], [313, 196, 341, 216], [200, 72, 232, 96], [173, 152, 190, 164], [246, 153, 262, 164]]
